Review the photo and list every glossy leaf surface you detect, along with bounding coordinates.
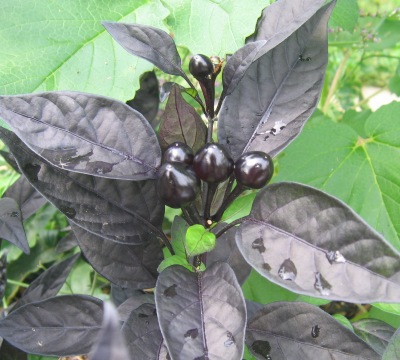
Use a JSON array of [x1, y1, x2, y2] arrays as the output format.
[[122, 303, 164, 359], [117, 293, 155, 322], [4, 176, 46, 220], [0, 127, 164, 245], [12, 253, 80, 312], [236, 182, 400, 302], [274, 105, 400, 250], [0, 295, 103, 356], [72, 224, 163, 289], [155, 262, 246, 360], [353, 319, 396, 356], [103, 22, 185, 77], [218, 2, 334, 160], [0, 197, 28, 254], [90, 302, 131, 360], [158, 84, 207, 152], [223, 0, 325, 95], [0, 92, 161, 180], [247, 302, 380, 360]]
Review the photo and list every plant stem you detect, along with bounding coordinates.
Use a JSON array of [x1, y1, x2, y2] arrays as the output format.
[[182, 207, 195, 225], [204, 182, 217, 224], [212, 216, 249, 238], [212, 184, 245, 223], [90, 272, 98, 296], [322, 51, 351, 114], [6, 279, 29, 288]]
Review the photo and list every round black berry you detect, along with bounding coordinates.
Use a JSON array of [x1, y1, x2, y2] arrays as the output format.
[[163, 142, 194, 165], [193, 143, 234, 183], [189, 54, 214, 78], [234, 151, 274, 189], [157, 163, 200, 208]]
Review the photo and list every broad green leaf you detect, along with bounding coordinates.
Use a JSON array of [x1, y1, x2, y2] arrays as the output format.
[[157, 255, 192, 272], [333, 314, 353, 331], [0, 0, 169, 101], [274, 103, 400, 251], [170, 216, 189, 258], [373, 303, 400, 316], [329, 0, 359, 32], [220, 192, 256, 223], [185, 224, 216, 256], [164, 0, 269, 55]]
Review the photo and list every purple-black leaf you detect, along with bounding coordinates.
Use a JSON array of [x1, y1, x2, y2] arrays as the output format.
[[0, 91, 161, 180], [247, 302, 380, 360], [102, 22, 185, 78], [0, 197, 29, 254], [4, 176, 47, 220], [218, 2, 335, 160], [11, 253, 80, 312], [126, 71, 160, 128], [353, 319, 396, 356], [155, 262, 246, 360], [0, 340, 27, 360], [117, 293, 155, 321], [0, 253, 6, 300], [0, 295, 103, 356], [223, 0, 326, 95], [158, 84, 207, 152], [383, 327, 400, 360], [0, 127, 164, 245], [72, 224, 163, 289], [89, 302, 131, 360], [122, 303, 164, 360], [236, 182, 400, 303], [55, 231, 78, 253], [0, 150, 20, 173]]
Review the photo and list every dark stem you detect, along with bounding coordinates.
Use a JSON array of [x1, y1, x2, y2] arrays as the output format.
[[186, 202, 204, 225], [204, 182, 218, 225], [222, 174, 235, 202], [182, 73, 208, 116], [215, 88, 226, 116], [207, 116, 215, 143], [212, 184, 245, 222], [181, 207, 195, 225], [199, 78, 215, 118], [212, 216, 249, 238]]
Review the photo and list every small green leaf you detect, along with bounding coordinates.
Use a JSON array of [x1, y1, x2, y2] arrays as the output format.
[[171, 216, 190, 258], [329, 0, 359, 32], [158, 255, 193, 273], [185, 224, 216, 257], [220, 192, 256, 223]]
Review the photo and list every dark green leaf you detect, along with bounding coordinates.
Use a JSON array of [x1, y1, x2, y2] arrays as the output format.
[[158, 84, 207, 152], [0, 197, 28, 254], [218, 2, 334, 160], [0, 295, 103, 356], [236, 182, 400, 302], [247, 302, 380, 360], [0, 92, 161, 180], [155, 262, 246, 360]]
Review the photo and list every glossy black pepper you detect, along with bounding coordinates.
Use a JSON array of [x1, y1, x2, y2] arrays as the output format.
[[189, 54, 214, 78], [163, 142, 194, 165]]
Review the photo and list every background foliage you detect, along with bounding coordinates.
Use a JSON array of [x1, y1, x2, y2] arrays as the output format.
[[1, 0, 400, 358]]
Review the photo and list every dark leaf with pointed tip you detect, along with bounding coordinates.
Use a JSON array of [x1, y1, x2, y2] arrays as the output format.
[[352, 319, 396, 356], [4, 176, 47, 220], [0, 91, 161, 180], [103, 22, 185, 78], [11, 253, 80, 312], [247, 302, 380, 360], [236, 182, 400, 303], [383, 327, 400, 360], [218, 2, 334, 160], [72, 224, 163, 289], [0, 197, 29, 254], [122, 303, 164, 359], [55, 231, 78, 253], [158, 84, 207, 152], [90, 302, 131, 360], [0, 295, 103, 356], [223, 0, 325, 95], [126, 71, 160, 128], [208, 226, 251, 285], [0, 127, 165, 245], [155, 262, 246, 360], [117, 294, 155, 322]]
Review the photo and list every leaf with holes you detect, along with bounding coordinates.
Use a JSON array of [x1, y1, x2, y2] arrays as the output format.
[[247, 302, 380, 360], [218, 2, 334, 160], [0, 197, 29, 254], [158, 84, 207, 152], [0, 295, 103, 356], [223, 0, 326, 95], [155, 262, 246, 360], [0, 128, 165, 245], [0, 92, 161, 180], [236, 182, 400, 302]]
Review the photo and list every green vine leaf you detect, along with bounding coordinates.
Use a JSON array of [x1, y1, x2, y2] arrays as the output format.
[[185, 224, 216, 257]]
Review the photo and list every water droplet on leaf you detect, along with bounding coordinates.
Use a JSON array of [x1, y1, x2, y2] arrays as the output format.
[[326, 250, 346, 264], [314, 272, 331, 296], [252, 238, 265, 253], [164, 284, 178, 297], [184, 328, 198, 339], [311, 325, 320, 338], [278, 259, 297, 281], [252, 340, 271, 359]]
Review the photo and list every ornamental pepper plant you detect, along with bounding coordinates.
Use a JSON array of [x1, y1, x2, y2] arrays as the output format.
[[0, 0, 399, 359]]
